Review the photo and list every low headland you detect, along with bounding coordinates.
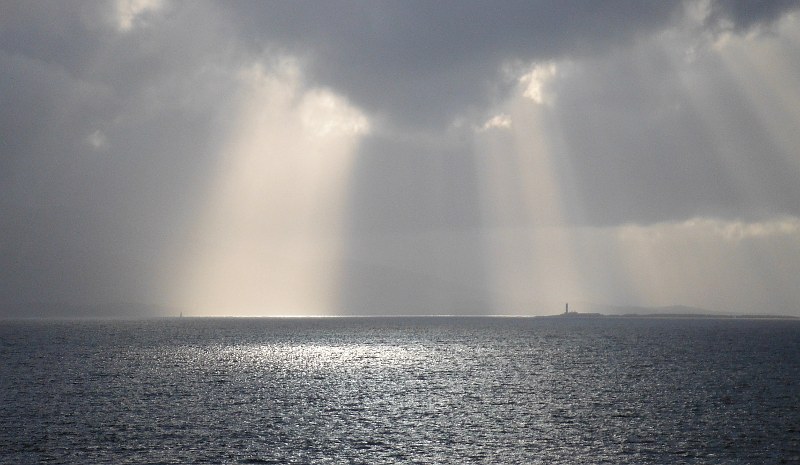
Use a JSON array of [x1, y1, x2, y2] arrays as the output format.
[[540, 303, 798, 320]]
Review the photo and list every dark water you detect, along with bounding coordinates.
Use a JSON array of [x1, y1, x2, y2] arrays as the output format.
[[2, 317, 799, 464]]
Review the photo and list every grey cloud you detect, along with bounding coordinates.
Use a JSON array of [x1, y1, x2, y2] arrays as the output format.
[[227, 0, 684, 128], [2, 1, 800, 314], [337, 133, 491, 314], [549, 36, 800, 226], [0, 2, 108, 77], [343, 133, 484, 234], [709, 0, 800, 30], [0, 3, 239, 309], [224, 0, 800, 129]]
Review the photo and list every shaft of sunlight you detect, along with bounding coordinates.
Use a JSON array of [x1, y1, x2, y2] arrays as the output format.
[[169, 62, 367, 316], [476, 65, 587, 314], [714, 14, 800, 177]]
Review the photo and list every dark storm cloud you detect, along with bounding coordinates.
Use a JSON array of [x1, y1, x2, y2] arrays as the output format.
[[710, 0, 800, 30], [225, 0, 800, 128], [227, 0, 681, 127]]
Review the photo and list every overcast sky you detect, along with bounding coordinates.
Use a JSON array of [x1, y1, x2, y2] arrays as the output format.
[[2, 0, 800, 317]]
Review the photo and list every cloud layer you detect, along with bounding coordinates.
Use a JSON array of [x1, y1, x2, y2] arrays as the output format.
[[2, 1, 800, 315]]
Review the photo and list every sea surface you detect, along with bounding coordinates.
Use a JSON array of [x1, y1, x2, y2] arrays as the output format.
[[1, 316, 799, 464]]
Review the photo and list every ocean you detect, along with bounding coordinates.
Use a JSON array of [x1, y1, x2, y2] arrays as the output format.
[[1, 316, 799, 464]]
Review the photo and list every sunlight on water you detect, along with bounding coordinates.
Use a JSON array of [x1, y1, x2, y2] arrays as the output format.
[[3, 318, 799, 463], [218, 343, 435, 372]]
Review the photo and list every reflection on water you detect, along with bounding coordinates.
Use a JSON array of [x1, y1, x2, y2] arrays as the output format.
[[1, 317, 799, 463], [220, 343, 433, 372]]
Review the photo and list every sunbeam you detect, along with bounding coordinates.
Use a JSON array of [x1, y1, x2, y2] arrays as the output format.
[[170, 62, 368, 316], [715, 14, 800, 177], [476, 65, 588, 313], [605, 15, 800, 313], [471, 11, 800, 315]]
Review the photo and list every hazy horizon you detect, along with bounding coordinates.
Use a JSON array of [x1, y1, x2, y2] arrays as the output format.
[[3, 1, 800, 317], [4, 300, 798, 320]]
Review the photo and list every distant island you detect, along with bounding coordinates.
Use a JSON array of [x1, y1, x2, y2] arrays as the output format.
[[542, 312, 798, 319], [539, 302, 798, 319]]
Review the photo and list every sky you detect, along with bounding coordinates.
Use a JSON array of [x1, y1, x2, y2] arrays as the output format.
[[2, 0, 800, 317]]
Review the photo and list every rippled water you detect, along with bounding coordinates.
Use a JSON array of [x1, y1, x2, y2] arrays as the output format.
[[2, 317, 799, 463]]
